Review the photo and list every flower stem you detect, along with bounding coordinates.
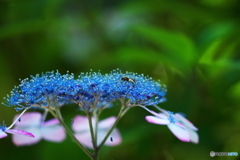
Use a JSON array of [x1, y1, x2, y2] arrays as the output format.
[[138, 105, 152, 113], [41, 109, 48, 123], [93, 110, 99, 149], [7, 107, 29, 129], [48, 108, 93, 159], [92, 150, 99, 160], [153, 104, 163, 111], [87, 112, 97, 149]]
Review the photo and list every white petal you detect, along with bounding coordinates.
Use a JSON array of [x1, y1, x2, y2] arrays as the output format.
[[167, 123, 190, 142], [175, 113, 198, 131], [98, 117, 116, 129], [14, 112, 41, 127], [145, 116, 169, 125], [189, 129, 199, 144], [0, 130, 7, 139], [75, 132, 93, 149], [12, 127, 42, 146], [41, 125, 66, 142]]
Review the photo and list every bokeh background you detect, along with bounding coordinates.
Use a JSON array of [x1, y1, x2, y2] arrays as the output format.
[[1, 0, 240, 160]]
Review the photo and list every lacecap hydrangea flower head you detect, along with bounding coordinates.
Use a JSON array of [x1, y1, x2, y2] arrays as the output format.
[[1, 69, 198, 160], [4, 69, 166, 111]]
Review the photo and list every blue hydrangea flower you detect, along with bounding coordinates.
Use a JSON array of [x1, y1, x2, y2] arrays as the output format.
[[4, 69, 167, 111], [59, 69, 166, 111], [4, 71, 75, 110], [108, 70, 167, 106]]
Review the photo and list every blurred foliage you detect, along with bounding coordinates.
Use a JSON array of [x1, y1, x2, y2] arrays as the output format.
[[1, 0, 240, 160]]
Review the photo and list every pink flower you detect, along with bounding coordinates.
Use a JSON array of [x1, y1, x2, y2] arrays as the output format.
[[145, 109, 198, 143], [72, 115, 122, 149], [12, 112, 66, 146]]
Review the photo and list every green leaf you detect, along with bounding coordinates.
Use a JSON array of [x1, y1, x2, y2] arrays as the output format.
[[133, 24, 197, 72], [199, 39, 222, 64], [199, 38, 240, 79]]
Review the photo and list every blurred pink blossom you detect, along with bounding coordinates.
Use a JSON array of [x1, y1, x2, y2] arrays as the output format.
[[72, 115, 122, 149], [12, 112, 66, 146]]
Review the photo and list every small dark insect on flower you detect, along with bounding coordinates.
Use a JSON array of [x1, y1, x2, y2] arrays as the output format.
[[18, 118, 21, 122], [110, 137, 113, 142], [120, 76, 136, 83]]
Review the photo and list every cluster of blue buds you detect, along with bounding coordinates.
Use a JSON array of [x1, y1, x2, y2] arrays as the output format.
[[4, 69, 167, 111], [4, 71, 75, 110]]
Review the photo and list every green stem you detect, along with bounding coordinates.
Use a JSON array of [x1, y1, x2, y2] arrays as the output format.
[[92, 150, 99, 160], [41, 109, 48, 123], [87, 112, 98, 149], [47, 108, 93, 159], [56, 107, 64, 120], [153, 104, 162, 111], [93, 110, 99, 150]]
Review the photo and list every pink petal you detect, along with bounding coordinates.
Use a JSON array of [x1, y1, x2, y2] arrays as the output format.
[[98, 117, 116, 129], [98, 129, 122, 146], [14, 112, 41, 127], [175, 113, 198, 131], [41, 125, 66, 142], [12, 127, 42, 146], [175, 122, 186, 128], [75, 132, 93, 149], [41, 119, 59, 127], [145, 116, 170, 125], [167, 123, 190, 142], [0, 130, 7, 139], [72, 115, 95, 132], [6, 129, 34, 137]]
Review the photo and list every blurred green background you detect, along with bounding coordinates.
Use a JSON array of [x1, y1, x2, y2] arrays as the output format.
[[1, 0, 240, 159]]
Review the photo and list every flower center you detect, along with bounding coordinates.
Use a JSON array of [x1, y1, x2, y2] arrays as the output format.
[[167, 111, 176, 123]]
